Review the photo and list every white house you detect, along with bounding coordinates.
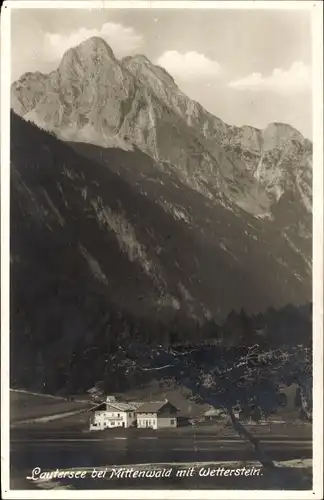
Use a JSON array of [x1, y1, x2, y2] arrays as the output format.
[[136, 400, 178, 430], [89, 398, 142, 430]]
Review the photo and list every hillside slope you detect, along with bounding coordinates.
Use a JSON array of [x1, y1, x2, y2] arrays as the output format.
[[9, 37, 312, 394], [11, 112, 311, 324]]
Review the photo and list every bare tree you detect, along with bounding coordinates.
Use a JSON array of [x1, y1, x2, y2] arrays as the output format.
[[120, 341, 312, 484]]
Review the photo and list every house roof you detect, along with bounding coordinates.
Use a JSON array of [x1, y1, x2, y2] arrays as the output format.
[[87, 402, 106, 412], [136, 401, 176, 413], [204, 407, 226, 416], [88, 400, 142, 412], [107, 402, 142, 411]]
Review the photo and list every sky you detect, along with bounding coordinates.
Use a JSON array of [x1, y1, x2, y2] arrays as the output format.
[[11, 7, 312, 138]]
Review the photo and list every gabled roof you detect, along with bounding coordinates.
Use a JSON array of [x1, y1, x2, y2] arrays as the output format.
[[107, 401, 142, 411], [204, 407, 226, 416], [88, 400, 178, 414], [88, 400, 142, 412], [87, 402, 106, 412], [136, 401, 177, 413]]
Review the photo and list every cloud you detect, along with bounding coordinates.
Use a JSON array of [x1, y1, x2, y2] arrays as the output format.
[[156, 51, 222, 81], [228, 61, 311, 94], [43, 23, 144, 61]]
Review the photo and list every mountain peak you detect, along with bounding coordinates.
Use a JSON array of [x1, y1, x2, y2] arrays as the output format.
[[58, 36, 116, 76], [122, 53, 176, 89], [123, 54, 151, 65], [265, 122, 307, 140], [262, 122, 306, 151], [76, 36, 115, 58]]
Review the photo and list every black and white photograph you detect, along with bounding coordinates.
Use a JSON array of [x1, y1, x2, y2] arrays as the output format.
[[1, 1, 323, 498]]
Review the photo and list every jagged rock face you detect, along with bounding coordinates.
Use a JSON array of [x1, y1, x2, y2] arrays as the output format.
[[11, 36, 312, 221], [221, 122, 312, 210], [11, 36, 312, 277], [13, 38, 136, 148]]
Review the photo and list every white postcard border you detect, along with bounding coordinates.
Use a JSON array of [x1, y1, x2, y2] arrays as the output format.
[[1, 1, 323, 499]]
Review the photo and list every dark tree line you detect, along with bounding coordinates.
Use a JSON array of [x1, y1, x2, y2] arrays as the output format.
[[11, 293, 312, 397]]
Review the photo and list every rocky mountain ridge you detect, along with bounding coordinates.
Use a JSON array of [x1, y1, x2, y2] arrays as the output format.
[[11, 36, 312, 222]]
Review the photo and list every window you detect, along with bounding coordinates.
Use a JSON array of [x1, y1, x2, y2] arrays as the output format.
[[117, 413, 120, 417], [171, 420, 175, 425]]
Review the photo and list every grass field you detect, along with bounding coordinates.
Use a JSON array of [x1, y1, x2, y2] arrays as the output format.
[[13, 408, 312, 440], [10, 381, 312, 437], [10, 390, 93, 423]]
